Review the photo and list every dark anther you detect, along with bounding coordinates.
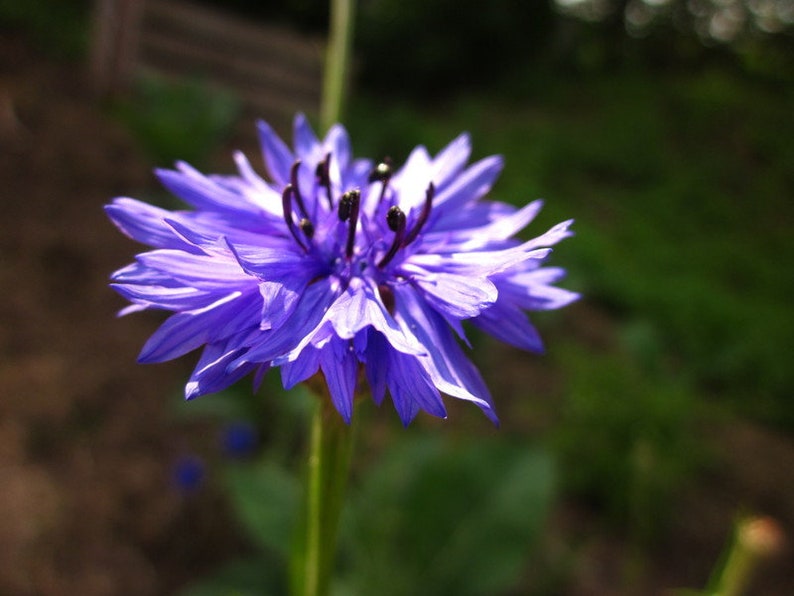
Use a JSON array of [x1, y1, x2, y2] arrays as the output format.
[[378, 206, 406, 268], [299, 218, 314, 240], [289, 160, 309, 218], [402, 182, 434, 247], [337, 189, 356, 221], [368, 159, 392, 183], [386, 205, 405, 232], [337, 189, 361, 259], [282, 185, 308, 251], [369, 158, 393, 205], [337, 194, 351, 221], [314, 155, 328, 184], [315, 153, 333, 210]]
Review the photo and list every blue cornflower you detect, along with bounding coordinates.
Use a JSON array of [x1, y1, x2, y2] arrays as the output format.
[[220, 421, 259, 459], [172, 454, 205, 493], [107, 114, 578, 425]]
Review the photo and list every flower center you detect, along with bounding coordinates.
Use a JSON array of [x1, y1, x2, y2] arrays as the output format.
[[280, 158, 435, 272]]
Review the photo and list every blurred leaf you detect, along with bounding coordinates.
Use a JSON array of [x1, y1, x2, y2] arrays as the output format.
[[114, 74, 239, 169], [344, 436, 555, 596], [224, 461, 299, 558], [176, 556, 283, 596], [172, 388, 256, 422], [552, 342, 699, 541], [351, 66, 794, 429]]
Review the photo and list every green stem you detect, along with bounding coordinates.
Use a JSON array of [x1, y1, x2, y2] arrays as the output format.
[[320, 0, 356, 132], [290, 395, 356, 596], [290, 2, 357, 592], [705, 516, 783, 596]]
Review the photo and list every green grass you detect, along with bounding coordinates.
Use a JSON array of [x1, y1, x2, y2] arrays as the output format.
[[344, 70, 793, 536], [348, 68, 794, 431], [113, 74, 240, 171]]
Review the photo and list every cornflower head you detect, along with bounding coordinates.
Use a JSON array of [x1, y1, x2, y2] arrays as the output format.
[[107, 114, 578, 425]]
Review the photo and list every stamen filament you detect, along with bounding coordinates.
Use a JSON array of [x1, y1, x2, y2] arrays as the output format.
[[290, 160, 309, 218], [282, 185, 308, 251], [402, 181, 434, 247], [378, 206, 406, 268], [315, 153, 333, 210]]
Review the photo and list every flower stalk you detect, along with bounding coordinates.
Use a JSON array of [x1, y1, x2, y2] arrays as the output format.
[[290, 387, 356, 596], [292, 3, 358, 593], [705, 515, 784, 596], [321, 0, 356, 132]]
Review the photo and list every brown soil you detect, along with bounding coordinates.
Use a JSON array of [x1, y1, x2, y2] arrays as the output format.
[[0, 35, 243, 595], [0, 33, 791, 596]]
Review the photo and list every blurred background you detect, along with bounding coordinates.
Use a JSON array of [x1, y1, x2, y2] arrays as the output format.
[[0, 0, 792, 594]]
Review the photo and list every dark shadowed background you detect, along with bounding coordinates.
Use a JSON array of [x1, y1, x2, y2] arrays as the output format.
[[0, 0, 792, 594]]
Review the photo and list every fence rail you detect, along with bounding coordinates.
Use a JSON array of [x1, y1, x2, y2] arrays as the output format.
[[92, 0, 324, 130]]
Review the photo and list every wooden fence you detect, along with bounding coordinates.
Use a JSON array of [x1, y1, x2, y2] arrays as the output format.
[[90, 0, 324, 132]]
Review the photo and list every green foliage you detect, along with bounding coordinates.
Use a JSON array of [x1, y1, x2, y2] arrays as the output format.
[[552, 340, 699, 541], [0, 0, 89, 58], [352, 67, 793, 429], [113, 74, 240, 169], [179, 427, 554, 596], [346, 68, 791, 553], [356, 0, 556, 98], [178, 557, 285, 596], [157, 50, 789, 592], [225, 461, 300, 558], [341, 437, 555, 596]]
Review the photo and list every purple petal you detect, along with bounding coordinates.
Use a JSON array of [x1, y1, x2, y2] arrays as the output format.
[[257, 119, 294, 186], [111, 261, 179, 286], [259, 279, 306, 330], [457, 200, 544, 245], [111, 283, 217, 311], [432, 155, 503, 211], [362, 329, 388, 405], [426, 200, 516, 235], [409, 271, 497, 319], [324, 124, 351, 172], [318, 338, 358, 423], [281, 346, 320, 389], [135, 249, 252, 289], [139, 291, 260, 363], [232, 151, 271, 193], [347, 158, 374, 190], [406, 246, 552, 278], [392, 284, 498, 421], [157, 163, 259, 215], [393, 145, 433, 212], [105, 199, 200, 251], [232, 280, 338, 365], [294, 113, 320, 159], [431, 132, 471, 190], [162, 217, 273, 254], [185, 342, 254, 399], [226, 239, 326, 282], [521, 220, 575, 250], [386, 349, 446, 425], [496, 268, 581, 311], [286, 277, 425, 358], [472, 302, 545, 353]]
